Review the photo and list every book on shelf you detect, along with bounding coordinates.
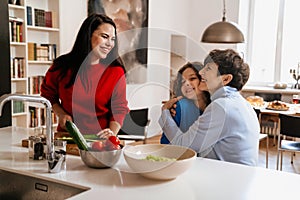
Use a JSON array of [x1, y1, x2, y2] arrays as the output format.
[[52, 111, 58, 125], [28, 43, 57, 61], [36, 46, 49, 61], [39, 108, 58, 126], [45, 11, 52, 28], [27, 42, 37, 61], [11, 20, 16, 42], [16, 22, 23, 42], [31, 8, 56, 28], [9, 21, 11, 41], [28, 75, 45, 95], [13, 101, 25, 114], [29, 106, 38, 128], [9, 18, 23, 42], [34, 8, 46, 27], [40, 108, 46, 126], [11, 57, 25, 78], [51, 11, 58, 28], [26, 6, 33, 26], [40, 44, 57, 61], [29, 106, 57, 128]]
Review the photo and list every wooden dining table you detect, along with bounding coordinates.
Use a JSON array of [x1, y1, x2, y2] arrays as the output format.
[[259, 104, 299, 115], [255, 103, 300, 145]]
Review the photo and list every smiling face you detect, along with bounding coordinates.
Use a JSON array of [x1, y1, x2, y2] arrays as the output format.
[[91, 23, 116, 62], [180, 68, 201, 100], [199, 62, 234, 94], [199, 62, 225, 94]]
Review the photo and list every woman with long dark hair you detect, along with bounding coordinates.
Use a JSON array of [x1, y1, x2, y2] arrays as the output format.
[[41, 13, 129, 138]]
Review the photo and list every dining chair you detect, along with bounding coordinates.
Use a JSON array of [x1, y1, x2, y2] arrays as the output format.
[[254, 92, 282, 146], [276, 113, 300, 170], [254, 108, 269, 168], [117, 108, 150, 144]]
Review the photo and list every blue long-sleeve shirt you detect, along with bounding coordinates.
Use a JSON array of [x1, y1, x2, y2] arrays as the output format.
[[159, 86, 260, 166], [160, 98, 202, 144]]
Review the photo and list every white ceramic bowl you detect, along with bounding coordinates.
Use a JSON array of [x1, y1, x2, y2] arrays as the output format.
[[123, 144, 196, 180]]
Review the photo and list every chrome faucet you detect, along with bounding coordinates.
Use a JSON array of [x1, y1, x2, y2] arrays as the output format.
[[0, 93, 64, 173]]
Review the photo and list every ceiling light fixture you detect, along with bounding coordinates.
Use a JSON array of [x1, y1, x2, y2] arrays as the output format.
[[201, 0, 245, 43]]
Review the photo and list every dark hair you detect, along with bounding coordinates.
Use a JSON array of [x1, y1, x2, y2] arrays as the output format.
[[173, 62, 211, 106], [50, 13, 124, 88], [203, 49, 250, 91], [173, 62, 202, 96]]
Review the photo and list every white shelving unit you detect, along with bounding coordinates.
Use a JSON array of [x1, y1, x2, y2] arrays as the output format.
[[8, 0, 60, 128], [9, 1, 27, 127]]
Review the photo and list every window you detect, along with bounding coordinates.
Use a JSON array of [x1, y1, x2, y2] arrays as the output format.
[[241, 0, 300, 86]]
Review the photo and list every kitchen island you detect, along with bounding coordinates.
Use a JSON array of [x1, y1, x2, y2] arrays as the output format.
[[1, 126, 300, 200]]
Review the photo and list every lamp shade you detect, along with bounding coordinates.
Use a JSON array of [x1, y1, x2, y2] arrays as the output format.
[[201, 21, 245, 43]]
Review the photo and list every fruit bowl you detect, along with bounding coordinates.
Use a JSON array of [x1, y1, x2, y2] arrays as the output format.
[[123, 144, 196, 180], [79, 142, 122, 168]]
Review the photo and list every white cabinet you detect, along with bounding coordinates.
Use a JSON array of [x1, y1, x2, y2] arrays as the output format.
[[8, 0, 59, 128]]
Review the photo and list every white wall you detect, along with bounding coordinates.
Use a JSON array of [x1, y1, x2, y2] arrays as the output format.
[[187, 0, 241, 59], [60, 0, 242, 137], [144, 0, 242, 137], [59, 0, 87, 55]]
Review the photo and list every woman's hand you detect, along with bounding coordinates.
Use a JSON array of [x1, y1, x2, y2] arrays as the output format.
[[162, 96, 183, 112], [59, 114, 73, 131], [96, 128, 115, 139]]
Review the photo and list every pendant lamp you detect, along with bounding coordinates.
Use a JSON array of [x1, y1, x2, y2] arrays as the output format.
[[201, 0, 244, 43]]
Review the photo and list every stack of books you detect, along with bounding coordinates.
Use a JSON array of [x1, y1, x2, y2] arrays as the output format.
[[9, 17, 23, 42], [27, 43, 57, 61], [29, 106, 57, 127], [27, 6, 57, 28], [28, 75, 45, 95], [11, 57, 25, 78]]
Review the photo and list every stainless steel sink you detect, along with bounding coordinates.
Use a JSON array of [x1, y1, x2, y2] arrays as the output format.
[[0, 168, 89, 200]]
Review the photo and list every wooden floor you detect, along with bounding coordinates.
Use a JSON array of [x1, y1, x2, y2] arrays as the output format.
[[135, 134, 300, 175]]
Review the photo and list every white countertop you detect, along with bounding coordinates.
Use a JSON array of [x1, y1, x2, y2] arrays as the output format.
[[1, 126, 300, 200]]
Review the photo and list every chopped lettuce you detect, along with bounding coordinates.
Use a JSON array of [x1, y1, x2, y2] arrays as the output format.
[[144, 154, 176, 162]]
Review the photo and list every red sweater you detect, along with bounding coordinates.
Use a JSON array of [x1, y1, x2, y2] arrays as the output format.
[[41, 63, 129, 134]]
